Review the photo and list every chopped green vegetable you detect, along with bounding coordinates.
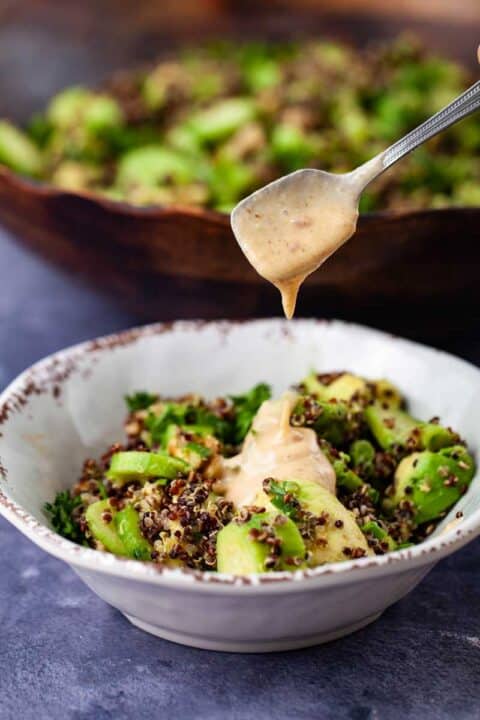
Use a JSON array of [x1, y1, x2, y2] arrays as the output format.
[[264, 479, 301, 519], [333, 453, 379, 504], [125, 391, 158, 412], [365, 404, 459, 453], [0, 121, 43, 176], [350, 439, 375, 473], [117, 146, 196, 189], [186, 98, 256, 144], [115, 505, 153, 560], [217, 511, 305, 573], [44, 491, 86, 545], [230, 383, 271, 444], [107, 450, 190, 483], [384, 445, 474, 525], [145, 402, 231, 446], [85, 499, 128, 556], [292, 397, 362, 446], [361, 520, 397, 551]]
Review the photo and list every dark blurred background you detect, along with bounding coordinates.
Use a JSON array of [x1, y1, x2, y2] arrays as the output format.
[[1, 0, 479, 121]]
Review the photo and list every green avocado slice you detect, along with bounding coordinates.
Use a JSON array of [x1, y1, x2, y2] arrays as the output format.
[[107, 451, 190, 483]]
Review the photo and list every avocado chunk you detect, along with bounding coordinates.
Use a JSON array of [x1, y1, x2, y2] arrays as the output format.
[[0, 121, 43, 176], [115, 505, 153, 560], [116, 146, 196, 190], [270, 124, 318, 171], [83, 96, 124, 135], [384, 445, 474, 525], [332, 452, 379, 503], [51, 161, 100, 191], [107, 450, 190, 483], [365, 404, 459, 452], [47, 87, 92, 129], [361, 520, 397, 552], [216, 511, 306, 574], [323, 373, 370, 403], [301, 372, 327, 397], [85, 499, 129, 556], [164, 423, 215, 469], [259, 478, 371, 565], [289, 479, 371, 565], [180, 442, 211, 469], [292, 397, 362, 446], [186, 98, 256, 144], [350, 439, 375, 475], [301, 371, 370, 403], [372, 379, 403, 409]]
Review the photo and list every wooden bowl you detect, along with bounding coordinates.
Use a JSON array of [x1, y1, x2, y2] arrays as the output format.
[[0, 0, 479, 342]]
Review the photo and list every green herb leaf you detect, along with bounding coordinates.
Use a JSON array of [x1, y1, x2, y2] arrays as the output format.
[[44, 491, 86, 545], [185, 442, 211, 459], [97, 482, 108, 499], [125, 391, 158, 412], [266, 479, 301, 519], [145, 403, 189, 445], [230, 383, 271, 444]]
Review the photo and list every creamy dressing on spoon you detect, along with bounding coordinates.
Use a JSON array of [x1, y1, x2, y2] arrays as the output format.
[[222, 391, 336, 508], [231, 169, 361, 318]]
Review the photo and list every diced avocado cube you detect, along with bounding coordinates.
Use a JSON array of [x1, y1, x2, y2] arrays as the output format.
[[292, 396, 361, 446], [301, 371, 327, 397], [272, 478, 371, 566], [270, 124, 317, 170], [167, 125, 203, 154], [365, 405, 458, 452], [300, 371, 370, 403], [350, 439, 375, 472], [176, 440, 211, 470], [372, 379, 403, 409], [142, 71, 168, 112], [216, 511, 305, 574], [323, 373, 370, 403], [117, 146, 196, 189], [85, 499, 128, 556], [107, 451, 190, 483], [83, 96, 124, 134], [361, 521, 397, 551], [384, 445, 475, 525], [47, 86, 92, 129], [208, 154, 255, 206], [333, 453, 379, 503], [0, 121, 43, 176], [186, 98, 256, 144], [51, 161, 100, 191], [115, 505, 153, 560]]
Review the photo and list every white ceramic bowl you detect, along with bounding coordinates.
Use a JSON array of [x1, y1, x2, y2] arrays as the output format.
[[1, 319, 479, 652]]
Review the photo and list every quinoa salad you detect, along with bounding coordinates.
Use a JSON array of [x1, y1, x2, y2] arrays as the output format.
[[44, 371, 475, 574], [1, 36, 479, 212]]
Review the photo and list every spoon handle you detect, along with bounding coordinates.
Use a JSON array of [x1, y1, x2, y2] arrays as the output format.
[[381, 80, 480, 170]]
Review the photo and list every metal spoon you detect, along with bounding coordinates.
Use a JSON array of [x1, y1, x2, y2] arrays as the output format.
[[231, 79, 480, 317]]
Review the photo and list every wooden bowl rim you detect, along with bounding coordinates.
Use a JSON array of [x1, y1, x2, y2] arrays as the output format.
[[2, 164, 479, 225]]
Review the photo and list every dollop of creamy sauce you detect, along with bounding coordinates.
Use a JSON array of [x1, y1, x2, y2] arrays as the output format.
[[231, 169, 360, 318], [221, 391, 336, 508]]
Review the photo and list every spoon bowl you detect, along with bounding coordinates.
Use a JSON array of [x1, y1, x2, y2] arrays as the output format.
[[232, 169, 361, 317]]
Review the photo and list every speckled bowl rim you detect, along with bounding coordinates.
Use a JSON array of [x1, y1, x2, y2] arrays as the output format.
[[0, 318, 479, 594]]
